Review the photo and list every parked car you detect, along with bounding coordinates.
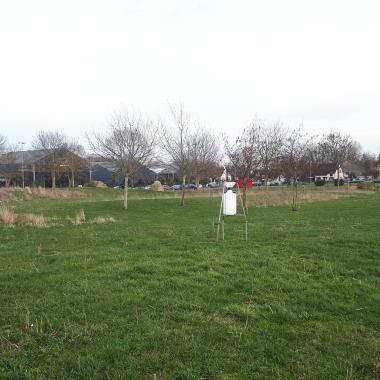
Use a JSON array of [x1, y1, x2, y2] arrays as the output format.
[[162, 184, 172, 191], [172, 184, 182, 190], [349, 179, 364, 184]]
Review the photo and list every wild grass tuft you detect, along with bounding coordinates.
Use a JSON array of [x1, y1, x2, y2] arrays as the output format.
[[0, 206, 17, 225], [71, 209, 86, 225]]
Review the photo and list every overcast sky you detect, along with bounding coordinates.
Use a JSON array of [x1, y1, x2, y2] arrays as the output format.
[[0, 0, 379, 152]]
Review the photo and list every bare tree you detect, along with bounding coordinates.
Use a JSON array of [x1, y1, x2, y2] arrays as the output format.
[[225, 124, 260, 210], [88, 109, 160, 209], [257, 121, 287, 185], [66, 141, 87, 188], [162, 104, 192, 206], [188, 125, 221, 188], [33, 131, 69, 190], [304, 141, 319, 184], [318, 131, 359, 171], [282, 128, 313, 210], [318, 131, 360, 187]]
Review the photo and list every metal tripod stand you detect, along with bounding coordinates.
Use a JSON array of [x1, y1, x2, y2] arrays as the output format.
[[214, 184, 248, 241]]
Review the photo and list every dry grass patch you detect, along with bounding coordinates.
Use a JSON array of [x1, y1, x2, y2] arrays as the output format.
[[0, 187, 87, 201], [91, 216, 116, 224], [18, 213, 46, 227], [245, 187, 368, 208], [0, 189, 17, 201], [0, 206, 47, 227], [68, 211, 116, 225], [33, 187, 87, 200], [0, 335, 20, 351]]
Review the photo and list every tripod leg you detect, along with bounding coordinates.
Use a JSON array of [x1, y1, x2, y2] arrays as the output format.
[[216, 195, 223, 241]]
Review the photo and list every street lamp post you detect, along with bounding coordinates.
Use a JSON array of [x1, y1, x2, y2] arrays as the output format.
[[19, 142, 26, 188]]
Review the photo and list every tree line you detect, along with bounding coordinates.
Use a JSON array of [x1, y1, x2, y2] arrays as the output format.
[[1, 105, 379, 210]]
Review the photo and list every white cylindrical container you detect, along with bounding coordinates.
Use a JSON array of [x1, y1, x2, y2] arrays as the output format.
[[223, 189, 237, 215]]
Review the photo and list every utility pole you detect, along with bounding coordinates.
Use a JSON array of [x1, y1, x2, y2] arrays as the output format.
[[19, 141, 26, 188]]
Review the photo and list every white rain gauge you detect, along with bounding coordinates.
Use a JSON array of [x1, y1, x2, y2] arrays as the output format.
[[214, 181, 248, 241]]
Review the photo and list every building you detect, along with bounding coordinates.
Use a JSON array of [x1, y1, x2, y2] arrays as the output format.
[[0, 148, 88, 187]]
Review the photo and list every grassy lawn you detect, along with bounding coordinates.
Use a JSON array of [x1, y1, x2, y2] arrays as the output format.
[[0, 188, 379, 379]]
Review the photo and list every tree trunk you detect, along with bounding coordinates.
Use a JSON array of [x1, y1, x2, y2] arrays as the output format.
[[71, 168, 75, 188], [32, 164, 36, 186], [195, 175, 200, 190], [124, 175, 129, 209], [264, 174, 269, 207], [180, 175, 186, 206], [51, 170, 56, 190], [243, 183, 247, 211], [292, 173, 299, 211]]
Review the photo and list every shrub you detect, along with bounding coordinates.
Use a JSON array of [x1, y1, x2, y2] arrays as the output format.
[[334, 179, 345, 186], [151, 180, 163, 192], [315, 179, 325, 186]]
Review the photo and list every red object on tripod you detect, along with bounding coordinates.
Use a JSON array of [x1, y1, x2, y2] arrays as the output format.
[[235, 179, 253, 188]]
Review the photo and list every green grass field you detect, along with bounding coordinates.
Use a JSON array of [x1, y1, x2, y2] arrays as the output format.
[[1, 188, 380, 379]]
